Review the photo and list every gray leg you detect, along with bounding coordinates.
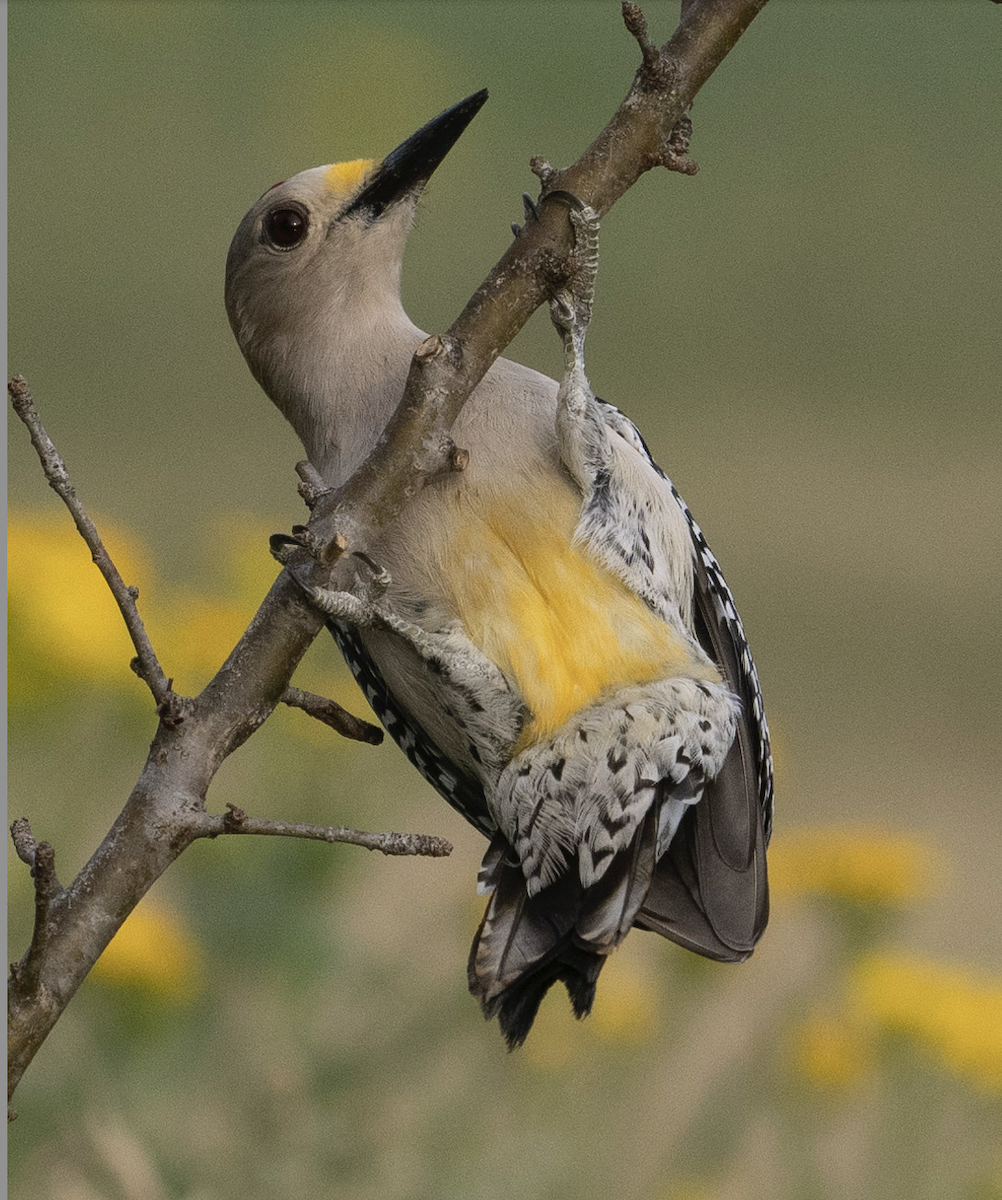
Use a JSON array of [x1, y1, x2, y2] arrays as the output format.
[[549, 204, 612, 499], [308, 565, 524, 780], [549, 203, 601, 381]]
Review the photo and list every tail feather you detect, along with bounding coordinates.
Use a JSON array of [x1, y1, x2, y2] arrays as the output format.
[[470, 742, 770, 1045], [468, 813, 658, 1048], [575, 807, 657, 946], [485, 946, 604, 1049]]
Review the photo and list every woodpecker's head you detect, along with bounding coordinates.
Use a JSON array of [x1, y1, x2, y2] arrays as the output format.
[[224, 90, 488, 402]]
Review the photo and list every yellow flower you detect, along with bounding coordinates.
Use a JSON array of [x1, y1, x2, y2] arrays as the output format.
[[210, 515, 283, 608], [8, 509, 152, 693], [143, 516, 280, 691], [92, 902, 203, 1001], [852, 950, 1002, 1093], [769, 827, 938, 907], [7, 507, 369, 740], [790, 1008, 874, 1090]]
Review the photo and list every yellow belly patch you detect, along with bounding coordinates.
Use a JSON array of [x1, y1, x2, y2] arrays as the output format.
[[444, 488, 717, 747]]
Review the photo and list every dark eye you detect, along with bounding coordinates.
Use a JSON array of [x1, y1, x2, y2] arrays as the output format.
[[263, 206, 308, 249]]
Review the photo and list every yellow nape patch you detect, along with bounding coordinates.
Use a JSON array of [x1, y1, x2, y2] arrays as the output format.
[[446, 491, 716, 747], [324, 158, 376, 199]]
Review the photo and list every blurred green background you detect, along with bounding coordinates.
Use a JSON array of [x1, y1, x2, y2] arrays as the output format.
[[8, 2, 1002, 1198]]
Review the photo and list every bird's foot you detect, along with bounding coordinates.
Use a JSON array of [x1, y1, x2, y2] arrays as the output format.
[[548, 196, 600, 370], [280, 547, 393, 628], [510, 192, 539, 239], [348, 552, 392, 601], [306, 584, 375, 626]]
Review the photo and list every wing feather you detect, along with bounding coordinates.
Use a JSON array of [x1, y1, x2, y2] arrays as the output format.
[[592, 400, 773, 957]]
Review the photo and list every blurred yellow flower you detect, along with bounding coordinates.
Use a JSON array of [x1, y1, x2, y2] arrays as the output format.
[[8, 509, 152, 693], [92, 902, 203, 1001], [591, 951, 659, 1044], [769, 826, 938, 907], [790, 1008, 874, 1090], [852, 951, 1002, 1094], [7, 507, 369, 746], [210, 515, 283, 607], [144, 516, 280, 691], [151, 589, 254, 692]]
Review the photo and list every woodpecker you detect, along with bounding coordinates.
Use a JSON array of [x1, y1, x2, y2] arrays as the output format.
[[225, 91, 772, 1047]]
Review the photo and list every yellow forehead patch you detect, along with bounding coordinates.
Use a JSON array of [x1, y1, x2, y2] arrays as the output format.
[[324, 158, 376, 198]]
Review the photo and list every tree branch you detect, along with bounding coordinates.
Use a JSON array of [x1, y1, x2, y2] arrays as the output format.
[[193, 804, 452, 857], [8, 819, 63, 1001], [7, 0, 769, 1105], [280, 686, 384, 745]]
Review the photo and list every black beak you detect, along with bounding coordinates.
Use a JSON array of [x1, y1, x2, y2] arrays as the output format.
[[340, 89, 488, 220]]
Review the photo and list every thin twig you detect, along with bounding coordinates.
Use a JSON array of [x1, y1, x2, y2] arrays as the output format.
[[295, 459, 331, 509], [30, 843, 61, 911], [191, 805, 452, 857], [622, 1, 661, 71], [9, 819, 64, 997], [529, 157, 556, 187], [9, 818, 62, 899], [9, 817, 38, 868], [8, 376, 173, 707], [281, 685, 384, 745]]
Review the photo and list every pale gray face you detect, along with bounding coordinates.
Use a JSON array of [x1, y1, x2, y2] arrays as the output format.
[[224, 90, 489, 390], [222, 159, 423, 482], [225, 163, 386, 357], [222, 92, 488, 481]]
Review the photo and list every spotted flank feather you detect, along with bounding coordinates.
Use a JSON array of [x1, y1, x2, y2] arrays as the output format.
[[493, 677, 738, 896]]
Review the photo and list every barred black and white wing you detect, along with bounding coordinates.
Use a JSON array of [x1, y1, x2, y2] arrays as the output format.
[[329, 620, 496, 837], [596, 400, 773, 961]]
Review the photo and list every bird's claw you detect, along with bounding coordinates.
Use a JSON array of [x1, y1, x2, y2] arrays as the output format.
[[511, 193, 540, 239], [351, 551, 392, 600], [547, 195, 600, 362], [275, 535, 392, 627], [269, 533, 300, 566], [309, 551, 392, 624], [305, 584, 372, 625]]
